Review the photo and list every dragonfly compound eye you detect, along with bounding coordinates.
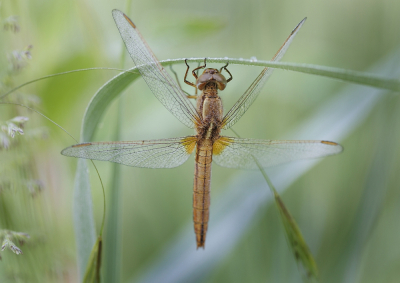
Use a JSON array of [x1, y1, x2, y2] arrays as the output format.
[[196, 69, 228, 90]]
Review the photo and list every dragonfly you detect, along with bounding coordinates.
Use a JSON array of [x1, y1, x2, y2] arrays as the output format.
[[62, 10, 343, 249]]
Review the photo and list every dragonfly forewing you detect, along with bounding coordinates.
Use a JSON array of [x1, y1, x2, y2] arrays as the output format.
[[222, 18, 307, 130], [112, 10, 200, 129]]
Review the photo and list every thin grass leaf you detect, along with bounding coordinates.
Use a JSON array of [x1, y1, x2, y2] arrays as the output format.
[[83, 236, 103, 283], [132, 49, 400, 283], [1, 57, 397, 103], [79, 71, 141, 143], [73, 68, 141, 279], [274, 189, 318, 282], [161, 58, 400, 92], [103, 161, 122, 283], [0, 68, 129, 101], [74, 159, 97, 279]]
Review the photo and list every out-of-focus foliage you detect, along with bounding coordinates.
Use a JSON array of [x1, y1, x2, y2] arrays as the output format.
[[83, 236, 102, 283], [0, 230, 30, 258], [0, 0, 400, 283]]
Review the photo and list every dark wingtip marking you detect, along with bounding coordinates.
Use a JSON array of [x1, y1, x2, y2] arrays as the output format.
[[123, 14, 136, 28], [291, 17, 307, 34], [72, 142, 92, 148], [321, 141, 338, 146]]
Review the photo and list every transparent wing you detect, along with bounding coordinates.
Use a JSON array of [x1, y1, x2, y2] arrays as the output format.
[[213, 136, 342, 169], [222, 18, 307, 130], [61, 136, 197, 169], [112, 10, 200, 129]]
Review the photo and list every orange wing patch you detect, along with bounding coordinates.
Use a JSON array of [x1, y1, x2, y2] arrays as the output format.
[[213, 136, 233, 155], [181, 136, 197, 154]]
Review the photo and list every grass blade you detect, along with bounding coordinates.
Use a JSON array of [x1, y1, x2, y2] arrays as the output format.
[[82, 236, 102, 283], [74, 158, 97, 279], [273, 189, 318, 282], [73, 68, 140, 279], [162, 58, 400, 92]]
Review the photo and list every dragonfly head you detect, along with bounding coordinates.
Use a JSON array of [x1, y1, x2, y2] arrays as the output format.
[[196, 68, 228, 91]]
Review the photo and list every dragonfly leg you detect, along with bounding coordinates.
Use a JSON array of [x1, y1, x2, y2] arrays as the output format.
[[184, 59, 197, 88], [170, 62, 196, 99], [189, 60, 203, 98], [169, 64, 184, 90], [191, 58, 207, 79], [184, 59, 206, 99], [220, 61, 233, 83]]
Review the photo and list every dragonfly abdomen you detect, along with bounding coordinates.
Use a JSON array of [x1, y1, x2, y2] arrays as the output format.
[[193, 142, 213, 249]]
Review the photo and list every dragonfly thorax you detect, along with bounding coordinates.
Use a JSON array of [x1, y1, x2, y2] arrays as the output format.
[[195, 87, 223, 141], [202, 83, 220, 98]]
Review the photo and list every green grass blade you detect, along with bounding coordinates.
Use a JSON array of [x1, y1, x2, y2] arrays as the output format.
[[73, 68, 140, 279], [79, 69, 140, 142], [273, 190, 319, 282], [162, 58, 400, 92], [0, 68, 128, 101], [74, 158, 97, 279], [82, 236, 102, 283], [103, 161, 122, 283]]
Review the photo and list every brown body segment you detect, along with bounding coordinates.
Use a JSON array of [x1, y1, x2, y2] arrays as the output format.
[[193, 140, 213, 248], [190, 66, 229, 248]]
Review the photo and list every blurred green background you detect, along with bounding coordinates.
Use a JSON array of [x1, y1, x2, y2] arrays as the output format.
[[1, 0, 400, 282]]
